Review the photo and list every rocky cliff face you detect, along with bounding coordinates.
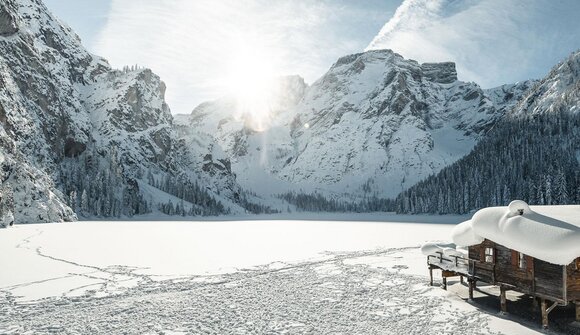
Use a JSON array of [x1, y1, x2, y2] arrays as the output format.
[[0, 0, 240, 224], [182, 50, 532, 202]]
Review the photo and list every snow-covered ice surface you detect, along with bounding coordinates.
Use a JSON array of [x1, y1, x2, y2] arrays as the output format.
[[0, 215, 562, 334]]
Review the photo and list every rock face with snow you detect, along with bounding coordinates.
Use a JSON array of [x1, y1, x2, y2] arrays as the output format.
[[280, 50, 510, 198], [0, 0, 240, 223], [180, 50, 529, 202], [393, 51, 580, 215]]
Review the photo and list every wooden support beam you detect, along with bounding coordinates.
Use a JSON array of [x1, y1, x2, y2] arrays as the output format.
[[541, 299, 548, 329], [575, 301, 580, 322], [441, 270, 455, 277], [442, 277, 447, 290], [429, 267, 433, 286], [532, 296, 538, 312], [500, 286, 507, 313], [468, 279, 474, 301], [460, 275, 464, 285], [546, 301, 559, 314]]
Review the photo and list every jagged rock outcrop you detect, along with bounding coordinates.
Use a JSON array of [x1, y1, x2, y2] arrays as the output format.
[[0, 5, 19, 36], [420, 62, 457, 84]]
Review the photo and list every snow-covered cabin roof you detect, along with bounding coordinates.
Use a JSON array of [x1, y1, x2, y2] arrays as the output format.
[[452, 200, 580, 265]]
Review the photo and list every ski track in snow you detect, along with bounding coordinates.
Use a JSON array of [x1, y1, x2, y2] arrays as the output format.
[[0, 248, 501, 335]]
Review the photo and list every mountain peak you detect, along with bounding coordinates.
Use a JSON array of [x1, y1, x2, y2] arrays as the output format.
[[333, 49, 401, 68], [329, 49, 457, 85]]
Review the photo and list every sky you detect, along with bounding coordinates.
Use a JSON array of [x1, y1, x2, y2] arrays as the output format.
[[367, 0, 580, 88], [43, 0, 579, 114], [44, 0, 401, 114]]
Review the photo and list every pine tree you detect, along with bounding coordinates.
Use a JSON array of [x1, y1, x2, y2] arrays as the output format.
[[80, 189, 89, 216]]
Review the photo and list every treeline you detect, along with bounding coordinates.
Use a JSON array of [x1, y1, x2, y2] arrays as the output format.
[[60, 148, 150, 218], [0, 169, 14, 227], [147, 171, 227, 216], [59, 145, 230, 218], [394, 108, 580, 214], [279, 191, 395, 212], [157, 199, 209, 216], [239, 190, 280, 214]]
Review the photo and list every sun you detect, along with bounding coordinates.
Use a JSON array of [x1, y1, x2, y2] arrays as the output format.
[[224, 43, 279, 131]]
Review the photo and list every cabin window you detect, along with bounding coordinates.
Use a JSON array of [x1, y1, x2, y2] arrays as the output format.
[[484, 247, 494, 263], [518, 252, 526, 269]]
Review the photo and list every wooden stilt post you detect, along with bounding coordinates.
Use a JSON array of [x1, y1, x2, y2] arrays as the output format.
[[541, 298, 548, 329], [429, 266, 433, 286], [460, 275, 464, 285], [442, 276, 447, 290], [575, 301, 580, 322], [500, 286, 507, 314], [532, 296, 538, 312], [468, 279, 474, 301]]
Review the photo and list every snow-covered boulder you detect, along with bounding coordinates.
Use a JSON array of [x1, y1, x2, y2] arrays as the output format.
[[452, 200, 580, 265]]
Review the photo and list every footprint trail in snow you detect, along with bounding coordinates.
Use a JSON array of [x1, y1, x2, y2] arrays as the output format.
[[0, 248, 500, 335]]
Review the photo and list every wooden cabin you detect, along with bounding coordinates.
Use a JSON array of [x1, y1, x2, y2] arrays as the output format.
[[424, 201, 580, 329], [467, 239, 580, 328]]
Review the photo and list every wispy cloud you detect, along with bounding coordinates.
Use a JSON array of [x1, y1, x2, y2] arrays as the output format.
[[95, 0, 396, 114], [367, 0, 580, 88]]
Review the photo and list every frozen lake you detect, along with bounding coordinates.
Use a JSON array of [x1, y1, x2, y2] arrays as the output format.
[[0, 214, 547, 334], [1, 214, 463, 300]]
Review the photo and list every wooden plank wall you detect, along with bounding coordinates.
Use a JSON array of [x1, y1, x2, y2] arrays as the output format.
[[567, 258, 580, 301], [469, 241, 494, 283], [494, 244, 533, 292], [534, 258, 564, 300], [468, 239, 576, 302]]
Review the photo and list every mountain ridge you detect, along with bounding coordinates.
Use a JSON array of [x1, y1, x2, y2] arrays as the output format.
[[0, 0, 576, 224], [394, 50, 580, 214], [0, 0, 243, 225], [181, 49, 534, 205]]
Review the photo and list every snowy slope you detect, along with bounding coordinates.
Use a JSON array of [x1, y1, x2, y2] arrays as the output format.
[[181, 50, 531, 202], [0, 0, 242, 223], [509, 50, 580, 117], [281, 50, 502, 198]]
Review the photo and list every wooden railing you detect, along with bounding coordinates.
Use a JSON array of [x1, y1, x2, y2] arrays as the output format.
[[427, 251, 469, 267]]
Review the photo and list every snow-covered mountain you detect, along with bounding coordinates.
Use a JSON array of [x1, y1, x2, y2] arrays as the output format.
[[394, 50, 580, 214], [178, 50, 531, 204], [0, 0, 241, 224], [0, 0, 574, 223]]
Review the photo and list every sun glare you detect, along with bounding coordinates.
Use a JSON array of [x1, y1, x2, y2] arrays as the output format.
[[225, 43, 279, 131]]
